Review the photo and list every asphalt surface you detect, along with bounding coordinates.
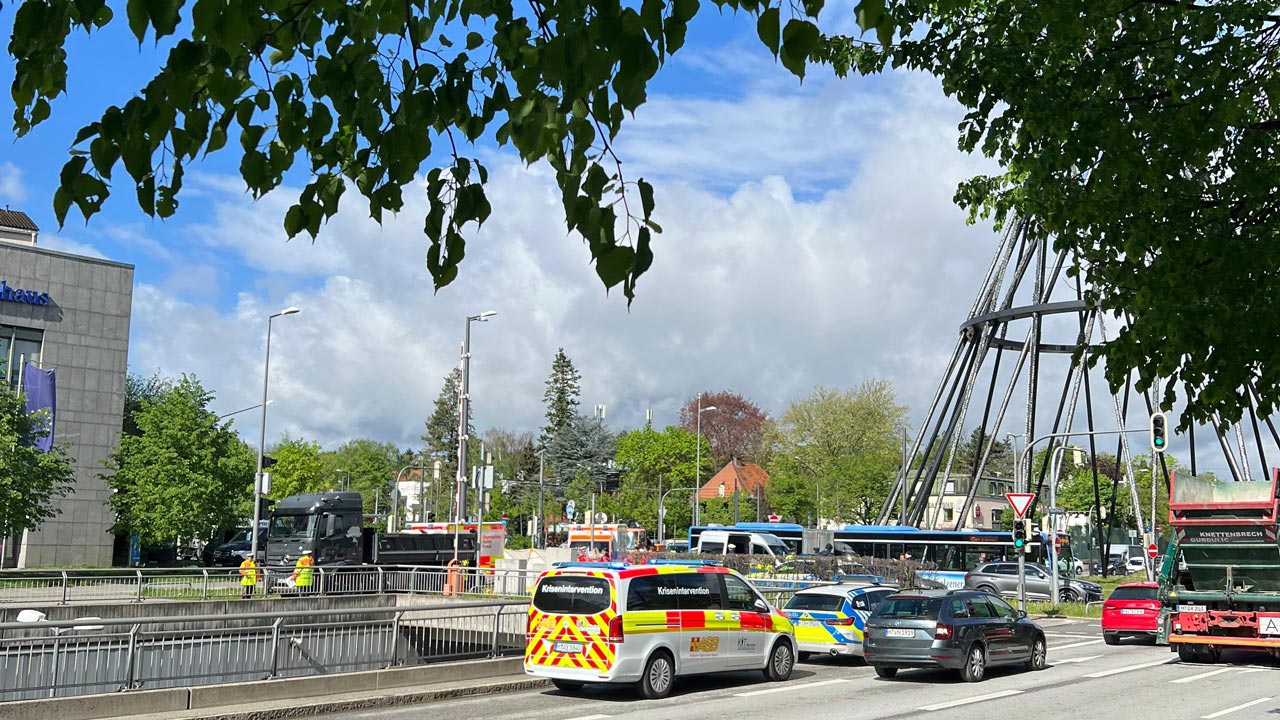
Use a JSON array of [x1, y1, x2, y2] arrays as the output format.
[[321, 619, 1280, 720]]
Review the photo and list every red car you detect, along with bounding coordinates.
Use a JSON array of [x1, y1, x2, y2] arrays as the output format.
[[1101, 582, 1161, 644]]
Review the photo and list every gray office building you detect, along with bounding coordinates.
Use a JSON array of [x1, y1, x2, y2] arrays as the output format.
[[0, 209, 134, 567]]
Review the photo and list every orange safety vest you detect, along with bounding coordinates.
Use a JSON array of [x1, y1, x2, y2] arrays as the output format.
[[293, 555, 315, 587]]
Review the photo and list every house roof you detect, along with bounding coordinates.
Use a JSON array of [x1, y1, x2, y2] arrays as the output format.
[[0, 209, 38, 233], [698, 459, 769, 500]]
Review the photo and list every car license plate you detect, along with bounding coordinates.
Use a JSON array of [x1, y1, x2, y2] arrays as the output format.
[[1121, 608, 1145, 615], [885, 628, 915, 638], [799, 619, 822, 626], [1178, 604, 1207, 614], [552, 642, 584, 654]]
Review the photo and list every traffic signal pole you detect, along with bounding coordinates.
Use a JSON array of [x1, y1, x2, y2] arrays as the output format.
[[1017, 541, 1027, 613]]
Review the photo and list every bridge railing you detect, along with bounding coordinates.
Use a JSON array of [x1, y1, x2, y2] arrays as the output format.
[[0, 599, 530, 702], [0, 565, 546, 606]]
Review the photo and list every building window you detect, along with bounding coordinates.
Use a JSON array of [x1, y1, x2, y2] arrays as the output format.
[[991, 509, 1004, 527], [943, 507, 954, 523], [0, 324, 44, 391]]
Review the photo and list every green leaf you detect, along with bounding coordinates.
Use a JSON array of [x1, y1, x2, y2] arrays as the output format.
[[638, 178, 655, 220], [595, 246, 635, 289], [126, 0, 149, 43], [780, 19, 819, 79], [757, 7, 780, 57], [466, 31, 483, 50]]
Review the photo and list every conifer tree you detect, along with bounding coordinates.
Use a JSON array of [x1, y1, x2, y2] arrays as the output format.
[[540, 348, 582, 448]]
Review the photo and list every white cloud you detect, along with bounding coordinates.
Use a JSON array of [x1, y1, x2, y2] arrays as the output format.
[[0, 162, 28, 204], [126, 69, 1001, 451], [38, 233, 108, 260]]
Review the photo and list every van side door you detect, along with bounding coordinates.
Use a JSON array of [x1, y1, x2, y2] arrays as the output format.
[[722, 574, 772, 668], [675, 572, 728, 674]]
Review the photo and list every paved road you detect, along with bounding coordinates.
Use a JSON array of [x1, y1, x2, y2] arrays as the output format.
[[325, 620, 1280, 720]]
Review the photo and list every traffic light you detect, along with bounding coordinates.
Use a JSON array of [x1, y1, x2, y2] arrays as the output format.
[[1022, 519, 1033, 554], [1150, 412, 1168, 454], [1012, 519, 1028, 550]]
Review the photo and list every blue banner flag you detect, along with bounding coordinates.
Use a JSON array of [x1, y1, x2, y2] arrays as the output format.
[[21, 361, 56, 453]]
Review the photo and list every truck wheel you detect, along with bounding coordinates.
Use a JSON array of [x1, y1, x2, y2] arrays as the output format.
[[638, 650, 675, 699], [1177, 644, 1200, 663]]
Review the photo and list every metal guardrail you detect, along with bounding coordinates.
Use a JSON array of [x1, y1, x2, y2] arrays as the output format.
[[0, 599, 529, 701], [0, 565, 546, 606]]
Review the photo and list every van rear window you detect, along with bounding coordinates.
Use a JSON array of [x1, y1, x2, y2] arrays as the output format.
[[533, 575, 612, 614]]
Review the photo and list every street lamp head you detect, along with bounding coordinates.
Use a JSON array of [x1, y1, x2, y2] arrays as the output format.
[[271, 306, 301, 319], [701, 406, 718, 413], [470, 310, 498, 321]]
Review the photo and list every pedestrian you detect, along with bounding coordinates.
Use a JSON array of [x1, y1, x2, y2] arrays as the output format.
[[239, 555, 258, 600], [290, 550, 315, 594]]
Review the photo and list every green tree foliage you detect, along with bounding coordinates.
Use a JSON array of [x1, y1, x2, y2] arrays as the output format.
[[0, 390, 76, 540], [764, 380, 908, 524], [123, 371, 173, 438], [678, 390, 767, 467], [421, 368, 465, 482], [545, 413, 615, 492], [613, 425, 703, 532], [540, 348, 582, 448], [829, 1, 1280, 427], [8, 0, 893, 302], [104, 376, 255, 545], [952, 428, 1014, 479], [322, 439, 403, 514], [266, 435, 324, 499]]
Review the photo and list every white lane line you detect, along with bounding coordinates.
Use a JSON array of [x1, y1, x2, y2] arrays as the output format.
[[1049, 639, 1104, 651], [733, 679, 848, 697], [918, 689, 1024, 711], [562, 715, 612, 720], [1054, 655, 1101, 664], [1084, 658, 1177, 678], [1201, 697, 1273, 719], [1239, 668, 1272, 674], [1045, 632, 1098, 638], [1171, 668, 1232, 684]]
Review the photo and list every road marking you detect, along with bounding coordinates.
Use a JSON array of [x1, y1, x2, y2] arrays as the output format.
[[1201, 697, 1273, 719], [1083, 658, 1176, 678], [1049, 639, 1104, 651], [1054, 655, 1101, 664], [733, 679, 848, 697], [1239, 668, 1272, 674], [562, 715, 611, 720], [1171, 668, 1232, 684], [918, 689, 1024, 711], [1045, 632, 1097, 638]]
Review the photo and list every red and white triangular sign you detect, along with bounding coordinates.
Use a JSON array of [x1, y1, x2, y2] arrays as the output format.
[[1005, 493, 1035, 519]]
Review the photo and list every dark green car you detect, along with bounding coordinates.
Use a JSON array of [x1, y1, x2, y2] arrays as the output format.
[[863, 589, 1047, 682]]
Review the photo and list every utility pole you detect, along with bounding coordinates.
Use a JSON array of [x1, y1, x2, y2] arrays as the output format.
[[537, 450, 546, 549]]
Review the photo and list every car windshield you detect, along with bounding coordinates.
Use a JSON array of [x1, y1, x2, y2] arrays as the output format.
[[1110, 586, 1157, 601], [873, 597, 943, 619], [269, 514, 317, 538], [226, 529, 252, 544], [784, 594, 846, 612]]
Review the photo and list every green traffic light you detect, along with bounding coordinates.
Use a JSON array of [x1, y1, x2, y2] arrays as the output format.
[[1155, 437, 1164, 446]]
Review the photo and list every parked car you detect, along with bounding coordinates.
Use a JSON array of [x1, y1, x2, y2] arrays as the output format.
[[781, 581, 899, 660], [964, 562, 1102, 602], [864, 589, 1047, 682], [1101, 582, 1161, 644], [663, 540, 690, 553], [205, 527, 264, 567], [1125, 557, 1148, 574]]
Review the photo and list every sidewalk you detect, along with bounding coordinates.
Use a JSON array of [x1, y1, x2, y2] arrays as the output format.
[[107, 675, 551, 720]]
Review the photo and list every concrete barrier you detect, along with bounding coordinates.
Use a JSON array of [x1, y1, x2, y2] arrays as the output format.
[[0, 657, 527, 720], [185, 656, 524, 709], [0, 688, 190, 720]]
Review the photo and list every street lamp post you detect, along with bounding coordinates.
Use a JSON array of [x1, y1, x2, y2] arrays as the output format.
[[537, 450, 546, 549], [455, 310, 496, 560], [251, 306, 300, 563], [659, 487, 698, 546], [694, 397, 717, 527]]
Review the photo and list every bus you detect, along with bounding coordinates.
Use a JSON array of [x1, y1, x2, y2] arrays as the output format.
[[691, 523, 1074, 588]]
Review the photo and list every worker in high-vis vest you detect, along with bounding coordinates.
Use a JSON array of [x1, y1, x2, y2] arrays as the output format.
[[239, 556, 258, 599], [291, 550, 315, 593]]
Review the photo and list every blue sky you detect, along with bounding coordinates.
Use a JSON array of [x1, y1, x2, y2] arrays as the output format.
[[0, 3, 1239, 480]]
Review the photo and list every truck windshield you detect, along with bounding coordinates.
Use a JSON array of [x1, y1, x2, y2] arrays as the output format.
[[269, 514, 317, 538]]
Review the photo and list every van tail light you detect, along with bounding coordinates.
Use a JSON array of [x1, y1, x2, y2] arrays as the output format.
[[607, 616, 625, 643], [825, 617, 857, 626], [934, 623, 953, 639]]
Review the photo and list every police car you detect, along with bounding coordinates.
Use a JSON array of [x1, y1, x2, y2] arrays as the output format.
[[524, 560, 797, 698], [781, 580, 898, 660]]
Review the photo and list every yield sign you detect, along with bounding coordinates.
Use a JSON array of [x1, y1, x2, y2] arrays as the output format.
[[1005, 493, 1035, 519]]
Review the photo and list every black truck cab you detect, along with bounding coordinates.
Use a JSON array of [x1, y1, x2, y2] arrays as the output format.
[[265, 491, 363, 566]]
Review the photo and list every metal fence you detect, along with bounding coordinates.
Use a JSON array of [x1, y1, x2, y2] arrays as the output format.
[[0, 565, 546, 606], [0, 600, 529, 701]]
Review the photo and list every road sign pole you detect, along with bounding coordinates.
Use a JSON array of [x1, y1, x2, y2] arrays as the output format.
[[1017, 549, 1027, 614]]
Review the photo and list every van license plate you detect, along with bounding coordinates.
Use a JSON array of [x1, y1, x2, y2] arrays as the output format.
[[1178, 605, 1207, 614], [553, 642, 584, 654], [885, 629, 915, 638]]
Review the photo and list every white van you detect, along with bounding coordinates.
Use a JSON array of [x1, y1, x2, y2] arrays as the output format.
[[524, 560, 797, 698], [695, 530, 790, 561]]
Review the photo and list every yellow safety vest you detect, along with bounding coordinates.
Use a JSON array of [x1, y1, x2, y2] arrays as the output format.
[[294, 555, 315, 587], [239, 559, 257, 586]]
